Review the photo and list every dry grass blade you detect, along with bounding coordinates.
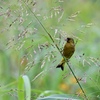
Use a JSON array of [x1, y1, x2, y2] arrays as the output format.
[[23, 2, 89, 100]]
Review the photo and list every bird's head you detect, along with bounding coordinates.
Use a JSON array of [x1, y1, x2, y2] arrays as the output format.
[[65, 37, 74, 43]]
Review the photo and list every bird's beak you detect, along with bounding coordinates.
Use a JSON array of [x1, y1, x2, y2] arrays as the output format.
[[65, 38, 68, 41]]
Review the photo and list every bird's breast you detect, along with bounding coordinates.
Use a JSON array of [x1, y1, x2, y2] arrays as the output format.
[[63, 43, 75, 59]]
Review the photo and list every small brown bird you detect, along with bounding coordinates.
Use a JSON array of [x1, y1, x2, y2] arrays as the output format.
[[56, 37, 75, 71]]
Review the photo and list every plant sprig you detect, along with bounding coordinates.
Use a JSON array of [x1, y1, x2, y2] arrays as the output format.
[[23, 1, 89, 100]]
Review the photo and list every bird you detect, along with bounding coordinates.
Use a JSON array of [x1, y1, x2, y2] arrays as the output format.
[[56, 37, 75, 71]]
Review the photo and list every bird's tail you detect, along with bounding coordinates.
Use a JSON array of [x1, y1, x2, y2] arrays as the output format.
[[56, 58, 65, 71]]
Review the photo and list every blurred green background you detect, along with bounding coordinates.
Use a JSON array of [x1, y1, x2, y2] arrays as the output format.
[[0, 0, 100, 100]]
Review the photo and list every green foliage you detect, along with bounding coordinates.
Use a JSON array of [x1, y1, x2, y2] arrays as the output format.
[[18, 75, 31, 100], [0, 0, 100, 100], [18, 76, 25, 100]]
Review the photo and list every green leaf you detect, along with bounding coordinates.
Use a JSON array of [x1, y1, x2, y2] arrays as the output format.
[[22, 75, 31, 100], [37, 94, 82, 100], [18, 75, 31, 100], [18, 76, 24, 100]]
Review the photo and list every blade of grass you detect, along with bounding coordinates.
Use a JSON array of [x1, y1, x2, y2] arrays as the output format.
[[22, 2, 88, 100], [18, 75, 31, 100], [22, 75, 31, 100], [18, 76, 24, 100]]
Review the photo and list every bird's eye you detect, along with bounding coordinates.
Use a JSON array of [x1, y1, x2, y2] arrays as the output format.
[[67, 38, 71, 42]]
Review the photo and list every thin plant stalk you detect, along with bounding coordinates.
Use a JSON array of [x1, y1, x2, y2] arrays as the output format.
[[23, 2, 88, 100]]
